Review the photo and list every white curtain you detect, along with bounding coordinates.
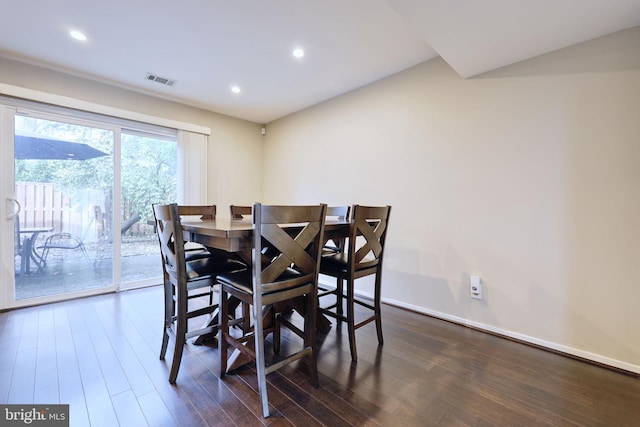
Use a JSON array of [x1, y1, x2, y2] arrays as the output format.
[[177, 130, 208, 204]]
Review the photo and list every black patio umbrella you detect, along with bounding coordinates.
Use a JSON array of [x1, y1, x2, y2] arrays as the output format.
[[14, 129, 109, 160]]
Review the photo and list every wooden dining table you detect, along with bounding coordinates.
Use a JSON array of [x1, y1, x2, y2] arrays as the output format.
[[181, 216, 350, 254], [181, 216, 351, 370]]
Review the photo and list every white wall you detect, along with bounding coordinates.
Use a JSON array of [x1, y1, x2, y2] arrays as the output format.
[[262, 27, 640, 372], [0, 56, 264, 211]]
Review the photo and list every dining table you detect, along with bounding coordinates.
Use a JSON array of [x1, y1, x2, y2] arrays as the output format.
[[181, 216, 351, 370], [181, 216, 351, 265]]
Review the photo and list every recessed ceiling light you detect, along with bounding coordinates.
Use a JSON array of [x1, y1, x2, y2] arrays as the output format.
[[293, 48, 305, 58], [69, 30, 87, 41], [231, 86, 241, 94]]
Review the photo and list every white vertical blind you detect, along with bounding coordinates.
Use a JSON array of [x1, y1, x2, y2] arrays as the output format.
[[177, 130, 208, 204]]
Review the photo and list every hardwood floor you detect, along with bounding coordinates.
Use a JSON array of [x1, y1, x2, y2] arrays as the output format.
[[1, 285, 638, 426]]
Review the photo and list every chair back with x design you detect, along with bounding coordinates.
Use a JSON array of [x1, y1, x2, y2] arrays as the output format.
[[217, 203, 327, 417], [349, 205, 390, 273], [318, 204, 391, 362]]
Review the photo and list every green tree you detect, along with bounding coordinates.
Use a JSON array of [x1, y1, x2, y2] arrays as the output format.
[[15, 117, 177, 235]]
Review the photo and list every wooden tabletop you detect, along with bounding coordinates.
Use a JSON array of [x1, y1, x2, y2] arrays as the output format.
[[181, 218, 350, 252], [181, 218, 253, 252]]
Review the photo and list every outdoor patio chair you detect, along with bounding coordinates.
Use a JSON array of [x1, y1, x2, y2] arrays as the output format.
[[39, 232, 91, 267]]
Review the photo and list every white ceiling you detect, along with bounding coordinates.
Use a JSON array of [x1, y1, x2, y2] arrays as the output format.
[[1, 0, 639, 124]]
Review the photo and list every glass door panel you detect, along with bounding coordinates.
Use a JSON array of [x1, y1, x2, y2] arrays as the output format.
[[14, 115, 115, 300], [119, 132, 177, 288]]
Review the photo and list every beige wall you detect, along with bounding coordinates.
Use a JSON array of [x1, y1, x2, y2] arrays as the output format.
[[0, 56, 264, 211], [2, 27, 639, 372], [263, 27, 640, 372]]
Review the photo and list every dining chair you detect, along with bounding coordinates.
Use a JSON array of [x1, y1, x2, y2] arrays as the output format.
[[182, 204, 251, 342], [177, 205, 217, 260], [326, 205, 350, 220], [318, 205, 391, 362], [152, 203, 245, 383], [230, 204, 252, 219], [318, 206, 351, 321], [217, 203, 327, 417], [322, 205, 350, 254]]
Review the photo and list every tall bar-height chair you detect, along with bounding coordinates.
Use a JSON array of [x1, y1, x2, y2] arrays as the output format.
[[217, 203, 327, 417], [318, 206, 351, 322], [230, 205, 252, 219], [178, 205, 216, 220], [229, 205, 256, 330], [322, 206, 350, 253], [153, 203, 245, 383], [318, 205, 391, 362], [177, 205, 217, 260], [181, 204, 250, 344], [231, 203, 275, 263], [326, 206, 350, 220]]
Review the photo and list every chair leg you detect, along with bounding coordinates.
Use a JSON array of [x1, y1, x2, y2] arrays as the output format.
[[273, 312, 281, 355], [160, 280, 172, 360], [40, 247, 50, 267], [169, 315, 186, 384], [252, 298, 269, 418], [305, 291, 319, 387], [80, 244, 91, 265], [252, 301, 270, 418], [168, 286, 189, 383], [242, 301, 251, 334], [374, 273, 384, 346], [335, 278, 344, 323], [346, 277, 358, 362], [160, 329, 170, 360], [218, 286, 229, 377]]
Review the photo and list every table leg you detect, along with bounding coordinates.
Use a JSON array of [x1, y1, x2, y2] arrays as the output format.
[[225, 299, 331, 373], [193, 295, 242, 345], [20, 240, 30, 275], [19, 231, 48, 274]]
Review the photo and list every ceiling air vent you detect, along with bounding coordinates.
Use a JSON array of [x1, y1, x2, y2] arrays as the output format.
[[145, 73, 177, 87]]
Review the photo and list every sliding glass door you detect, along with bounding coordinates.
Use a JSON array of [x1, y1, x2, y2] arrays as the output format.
[[1, 104, 178, 307]]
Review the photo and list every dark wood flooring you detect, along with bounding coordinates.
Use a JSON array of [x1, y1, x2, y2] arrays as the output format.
[[1, 285, 639, 426]]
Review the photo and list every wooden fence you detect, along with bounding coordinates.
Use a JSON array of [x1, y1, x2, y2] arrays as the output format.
[[15, 181, 98, 239]]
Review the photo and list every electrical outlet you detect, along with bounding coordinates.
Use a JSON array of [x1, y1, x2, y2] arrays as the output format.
[[470, 275, 482, 300]]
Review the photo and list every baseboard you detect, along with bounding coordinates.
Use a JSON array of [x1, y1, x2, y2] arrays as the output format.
[[379, 295, 640, 377]]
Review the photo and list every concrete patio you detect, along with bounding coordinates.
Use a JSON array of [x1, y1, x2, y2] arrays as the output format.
[[14, 234, 162, 300]]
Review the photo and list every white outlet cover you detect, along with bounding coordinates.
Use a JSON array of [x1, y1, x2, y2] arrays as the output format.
[[470, 275, 482, 299]]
